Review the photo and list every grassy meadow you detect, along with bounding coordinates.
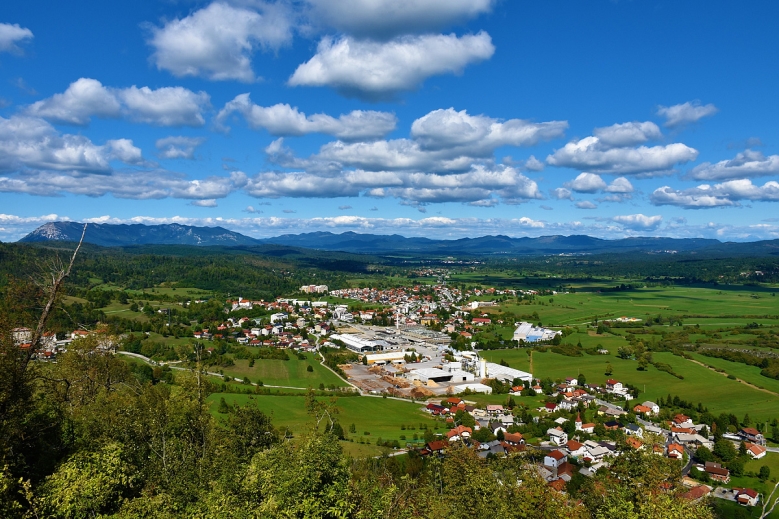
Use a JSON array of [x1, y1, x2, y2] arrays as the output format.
[[482, 285, 779, 328], [208, 393, 442, 446], [220, 354, 348, 388]]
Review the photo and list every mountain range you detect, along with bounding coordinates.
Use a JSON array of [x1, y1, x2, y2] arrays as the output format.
[[17, 221, 779, 257]]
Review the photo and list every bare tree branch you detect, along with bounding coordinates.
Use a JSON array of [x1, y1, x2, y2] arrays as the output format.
[[761, 480, 779, 518], [27, 224, 87, 365]]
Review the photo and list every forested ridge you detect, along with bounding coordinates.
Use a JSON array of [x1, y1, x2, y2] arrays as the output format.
[[0, 242, 367, 299]]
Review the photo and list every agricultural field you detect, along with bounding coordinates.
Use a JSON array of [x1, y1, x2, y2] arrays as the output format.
[[482, 285, 779, 328], [208, 393, 442, 449], [220, 354, 349, 388]]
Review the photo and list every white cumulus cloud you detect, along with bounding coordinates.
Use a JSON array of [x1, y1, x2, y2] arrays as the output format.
[[657, 101, 718, 128], [289, 32, 495, 100], [245, 164, 540, 205], [605, 177, 634, 193], [547, 135, 698, 176], [689, 150, 779, 181], [569, 173, 607, 193], [593, 121, 662, 147], [0, 168, 245, 200], [116, 86, 210, 126], [0, 23, 33, 54], [301, 108, 565, 173], [612, 214, 663, 231], [25, 78, 210, 126], [215, 93, 396, 140], [411, 108, 567, 151], [651, 179, 779, 209], [147, 2, 293, 82], [0, 115, 145, 174], [25, 78, 121, 125]]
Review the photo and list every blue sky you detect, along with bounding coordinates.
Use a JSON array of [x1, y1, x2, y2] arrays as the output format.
[[1, 0, 779, 242]]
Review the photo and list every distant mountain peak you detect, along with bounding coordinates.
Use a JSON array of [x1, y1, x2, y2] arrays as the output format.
[[19, 221, 259, 247]]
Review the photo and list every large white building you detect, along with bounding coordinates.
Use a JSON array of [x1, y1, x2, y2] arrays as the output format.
[[482, 361, 533, 385], [331, 333, 379, 353], [300, 285, 329, 294], [512, 322, 561, 343]]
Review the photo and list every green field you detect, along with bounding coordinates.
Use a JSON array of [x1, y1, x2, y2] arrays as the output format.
[[208, 393, 441, 445], [689, 353, 779, 395], [220, 354, 349, 388], [522, 349, 779, 422], [126, 286, 213, 298], [478, 285, 779, 328]]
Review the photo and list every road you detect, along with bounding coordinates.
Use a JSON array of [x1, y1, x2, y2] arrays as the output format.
[[681, 448, 695, 476]]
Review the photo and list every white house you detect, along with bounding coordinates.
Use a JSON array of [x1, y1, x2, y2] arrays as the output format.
[[565, 440, 588, 459], [547, 428, 568, 446], [734, 488, 759, 507], [642, 401, 660, 414], [746, 443, 767, 460], [583, 440, 612, 462], [270, 313, 288, 324], [544, 450, 567, 469], [624, 424, 643, 437]]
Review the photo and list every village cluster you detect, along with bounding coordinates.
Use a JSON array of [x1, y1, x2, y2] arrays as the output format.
[[417, 382, 769, 507]]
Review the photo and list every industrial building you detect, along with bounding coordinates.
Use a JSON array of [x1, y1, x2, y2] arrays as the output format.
[[480, 359, 533, 385], [363, 351, 413, 365], [512, 322, 561, 343], [331, 333, 379, 353]]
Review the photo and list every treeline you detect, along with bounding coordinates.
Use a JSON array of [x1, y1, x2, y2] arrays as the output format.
[[489, 254, 779, 285]]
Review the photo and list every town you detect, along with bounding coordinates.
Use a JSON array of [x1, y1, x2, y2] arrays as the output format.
[[12, 276, 778, 515]]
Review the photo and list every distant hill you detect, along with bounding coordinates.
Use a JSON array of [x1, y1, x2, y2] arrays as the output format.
[[18, 222, 779, 257], [19, 222, 259, 247], [257, 231, 722, 255]]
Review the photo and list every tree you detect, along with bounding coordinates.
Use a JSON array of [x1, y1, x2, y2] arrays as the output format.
[[454, 410, 475, 428], [331, 422, 346, 440], [245, 433, 352, 518], [307, 364, 314, 372], [578, 373, 587, 386], [760, 465, 771, 481], [226, 403, 279, 459], [695, 446, 714, 463], [472, 427, 495, 443], [743, 413, 752, 427], [713, 438, 737, 461], [605, 363, 614, 376], [32, 443, 136, 518], [217, 397, 230, 414]]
